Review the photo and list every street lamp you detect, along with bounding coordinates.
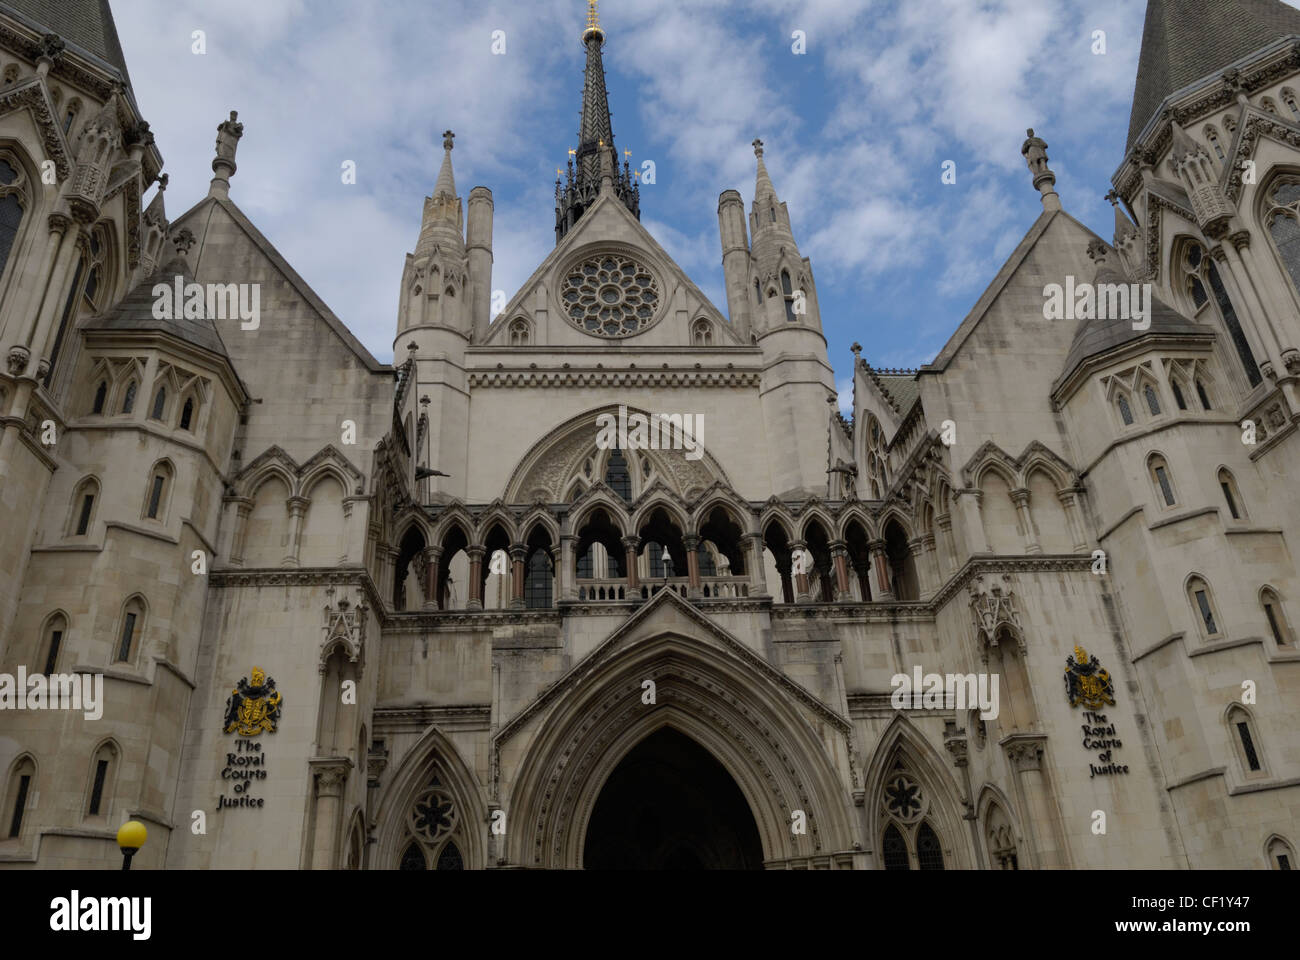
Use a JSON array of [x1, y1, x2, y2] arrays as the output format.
[[117, 820, 147, 871]]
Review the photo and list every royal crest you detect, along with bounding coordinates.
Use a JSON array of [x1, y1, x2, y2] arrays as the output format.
[[223, 666, 283, 736], [1064, 645, 1115, 709]]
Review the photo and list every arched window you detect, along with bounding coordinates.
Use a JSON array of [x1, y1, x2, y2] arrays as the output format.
[[1263, 178, 1300, 295], [120, 380, 137, 414], [150, 385, 166, 420], [115, 597, 144, 663], [1170, 378, 1186, 410], [881, 823, 909, 870], [143, 461, 173, 520], [781, 270, 797, 322], [39, 613, 66, 675], [1267, 836, 1295, 870], [1187, 575, 1222, 639], [1226, 705, 1264, 775], [1218, 468, 1245, 520], [48, 226, 110, 386], [1117, 394, 1134, 426], [604, 448, 631, 501], [179, 396, 195, 431], [985, 803, 1018, 870], [1260, 587, 1292, 646], [400, 841, 427, 870], [692, 319, 713, 346], [1143, 383, 1161, 415], [4, 756, 34, 839], [62, 99, 81, 133], [1196, 379, 1213, 410], [85, 742, 118, 818], [509, 319, 529, 346], [1203, 125, 1225, 161], [69, 476, 98, 536], [1148, 454, 1176, 507], [524, 548, 553, 609], [91, 380, 107, 414], [1182, 242, 1261, 387], [916, 821, 944, 870], [437, 841, 464, 870], [0, 153, 31, 290], [1284, 89, 1300, 120]]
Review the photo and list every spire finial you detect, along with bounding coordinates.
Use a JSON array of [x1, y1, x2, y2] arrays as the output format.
[[753, 138, 764, 158], [582, 0, 604, 43], [443, 129, 455, 151]]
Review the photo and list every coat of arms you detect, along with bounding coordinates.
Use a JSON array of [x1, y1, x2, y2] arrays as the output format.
[[1064, 645, 1115, 709], [223, 666, 283, 736]]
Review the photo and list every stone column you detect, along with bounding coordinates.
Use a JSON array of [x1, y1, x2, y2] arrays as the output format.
[[284, 496, 309, 566], [559, 534, 577, 601], [684, 535, 701, 597], [953, 489, 988, 555], [908, 536, 931, 597], [935, 514, 955, 576], [1010, 488, 1039, 554], [466, 546, 485, 610], [790, 539, 811, 601], [622, 536, 641, 592], [26, 215, 80, 370], [1002, 735, 1068, 869], [309, 760, 349, 870], [1057, 489, 1090, 553], [744, 533, 768, 597], [830, 540, 850, 600], [943, 722, 986, 870], [510, 544, 527, 609], [226, 498, 254, 567], [376, 545, 398, 608], [423, 546, 442, 610], [921, 534, 940, 593], [868, 539, 893, 601]]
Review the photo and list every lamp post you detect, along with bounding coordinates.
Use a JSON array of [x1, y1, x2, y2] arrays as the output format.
[[117, 820, 147, 870]]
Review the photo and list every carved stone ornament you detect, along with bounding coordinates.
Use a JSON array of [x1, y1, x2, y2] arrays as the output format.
[[5, 345, 30, 377]]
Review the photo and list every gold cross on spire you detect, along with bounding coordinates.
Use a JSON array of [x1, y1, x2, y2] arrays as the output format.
[[587, 0, 599, 32]]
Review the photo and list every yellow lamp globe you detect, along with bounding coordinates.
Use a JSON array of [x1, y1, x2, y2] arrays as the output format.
[[116, 820, 147, 852]]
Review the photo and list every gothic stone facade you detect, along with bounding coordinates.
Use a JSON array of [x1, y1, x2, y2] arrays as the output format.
[[1, 0, 1299, 870]]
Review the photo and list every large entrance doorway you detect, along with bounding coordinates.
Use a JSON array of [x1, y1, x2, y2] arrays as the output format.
[[583, 727, 765, 869]]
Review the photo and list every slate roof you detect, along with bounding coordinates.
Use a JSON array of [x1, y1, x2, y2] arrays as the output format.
[[0, 0, 131, 85], [862, 363, 921, 417], [1127, 0, 1300, 150], [82, 255, 232, 360], [1054, 267, 1208, 391]]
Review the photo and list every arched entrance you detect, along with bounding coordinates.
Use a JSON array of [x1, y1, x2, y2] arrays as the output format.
[[583, 728, 763, 869]]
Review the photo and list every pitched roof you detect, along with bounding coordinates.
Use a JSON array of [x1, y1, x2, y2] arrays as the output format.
[[0, 0, 131, 86], [1127, 0, 1300, 150], [83, 255, 233, 360], [1053, 267, 1206, 391]]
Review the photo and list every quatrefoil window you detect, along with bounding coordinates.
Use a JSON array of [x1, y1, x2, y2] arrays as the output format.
[[562, 254, 660, 337], [409, 788, 457, 844]]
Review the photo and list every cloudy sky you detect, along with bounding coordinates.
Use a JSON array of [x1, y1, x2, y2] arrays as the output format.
[[114, 0, 1154, 409]]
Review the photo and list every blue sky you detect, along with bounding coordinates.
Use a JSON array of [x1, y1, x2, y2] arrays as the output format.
[[113, 0, 1159, 410]]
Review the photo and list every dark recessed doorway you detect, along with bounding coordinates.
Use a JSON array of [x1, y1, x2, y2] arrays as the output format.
[[583, 727, 764, 870]]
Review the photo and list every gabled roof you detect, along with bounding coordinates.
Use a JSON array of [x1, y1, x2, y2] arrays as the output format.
[[1126, 0, 1300, 150], [0, 0, 131, 86], [170, 193, 389, 373], [83, 254, 232, 360]]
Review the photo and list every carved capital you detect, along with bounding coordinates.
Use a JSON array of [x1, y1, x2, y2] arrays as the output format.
[[5, 345, 30, 377]]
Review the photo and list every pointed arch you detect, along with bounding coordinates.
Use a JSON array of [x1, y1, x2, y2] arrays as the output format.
[[862, 715, 971, 869], [500, 624, 855, 868], [373, 726, 487, 870], [3, 752, 36, 840]]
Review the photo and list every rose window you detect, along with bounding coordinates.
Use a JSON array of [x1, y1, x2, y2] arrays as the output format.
[[409, 788, 457, 844], [562, 254, 660, 337]]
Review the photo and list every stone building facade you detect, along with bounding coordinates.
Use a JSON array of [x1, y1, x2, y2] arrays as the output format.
[[0, 0, 1298, 870]]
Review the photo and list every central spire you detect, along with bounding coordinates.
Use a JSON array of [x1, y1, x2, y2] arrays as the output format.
[[556, 0, 640, 243]]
